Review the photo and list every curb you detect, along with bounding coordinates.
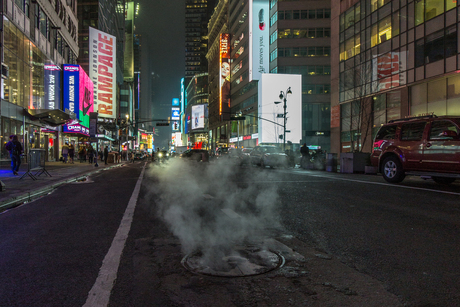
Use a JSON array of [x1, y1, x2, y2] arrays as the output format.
[[0, 163, 124, 212]]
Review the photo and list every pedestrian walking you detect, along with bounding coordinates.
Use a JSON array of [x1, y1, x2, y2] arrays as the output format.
[[5, 134, 23, 176], [68, 141, 75, 164], [300, 143, 310, 169], [62, 142, 70, 163], [87, 145, 94, 163], [104, 146, 109, 165]]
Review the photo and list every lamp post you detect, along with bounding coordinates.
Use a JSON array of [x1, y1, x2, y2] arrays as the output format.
[[125, 114, 129, 160], [275, 87, 292, 151]]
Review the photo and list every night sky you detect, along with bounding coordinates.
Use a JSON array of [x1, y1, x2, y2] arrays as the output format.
[[136, 0, 185, 145]]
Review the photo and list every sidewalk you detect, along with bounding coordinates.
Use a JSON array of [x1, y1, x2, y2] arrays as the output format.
[[0, 159, 125, 210]]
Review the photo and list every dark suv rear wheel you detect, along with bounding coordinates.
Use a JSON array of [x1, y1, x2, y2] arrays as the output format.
[[382, 156, 405, 183]]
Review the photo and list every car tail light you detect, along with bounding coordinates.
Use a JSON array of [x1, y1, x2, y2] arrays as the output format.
[[373, 140, 385, 152]]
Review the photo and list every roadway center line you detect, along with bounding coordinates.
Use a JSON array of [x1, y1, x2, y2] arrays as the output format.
[[83, 162, 146, 307]]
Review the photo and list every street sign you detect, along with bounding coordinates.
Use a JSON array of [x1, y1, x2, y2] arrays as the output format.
[[156, 122, 169, 126], [277, 114, 284, 118], [230, 116, 246, 120], [285, 130, 291, 133]]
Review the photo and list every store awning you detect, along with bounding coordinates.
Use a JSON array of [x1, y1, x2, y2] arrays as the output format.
[[25, 109, 75, 127]]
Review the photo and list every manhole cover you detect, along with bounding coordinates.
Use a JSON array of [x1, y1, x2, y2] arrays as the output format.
[[182, 246, 284, 277]]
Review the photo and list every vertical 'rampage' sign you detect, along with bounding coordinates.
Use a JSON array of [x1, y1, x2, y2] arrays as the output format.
[[89, 27, 117, 118]]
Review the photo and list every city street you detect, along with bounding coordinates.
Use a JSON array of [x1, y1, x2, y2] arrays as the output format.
[[1, 159, 459, 306]]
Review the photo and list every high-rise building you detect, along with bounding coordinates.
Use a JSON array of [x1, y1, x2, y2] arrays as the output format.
[[331, 0, 460, 154], [77, 0, 124, 85], [270, 0, 332, 152], [207, 0, 229, 152], [185, 0, 217, 85]]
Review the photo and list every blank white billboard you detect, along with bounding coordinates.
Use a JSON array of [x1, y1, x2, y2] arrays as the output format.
[[258, 74, 302, 144], [249, 0, 269, 81]]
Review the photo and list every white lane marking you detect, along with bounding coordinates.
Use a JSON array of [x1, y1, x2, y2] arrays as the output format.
[[221, 208, 241, 218], [283, 169, 460, 196], [83, 163, 146, 307]]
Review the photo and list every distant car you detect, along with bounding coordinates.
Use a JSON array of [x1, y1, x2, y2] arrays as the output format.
[[133, 153, 144, 161], [250, 145, 288, 168], [216, 147, 229, 158], [240, 148, 253, 165], [371, 115, 460, 184], [180, 149, 209, 162], [156, 151, 170, 162]]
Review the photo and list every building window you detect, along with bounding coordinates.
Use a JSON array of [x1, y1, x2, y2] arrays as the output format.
[[270, 49, 277, 62], [417, 26, 457, 67]]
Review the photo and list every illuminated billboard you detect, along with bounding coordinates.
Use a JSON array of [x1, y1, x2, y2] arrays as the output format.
[[63, 64, 94, 128], [191, 104, 206, 130], [89, 27, 117, 118], [124, 1, 134, 82], [172, 98, 180, 106], [44, 65, 61, 110], [63, 119, 90, 136], [172, 107, 180, 120], [258, 74, 302, 144], [219, 33, 230, 119], [249, 0, 269, 82]]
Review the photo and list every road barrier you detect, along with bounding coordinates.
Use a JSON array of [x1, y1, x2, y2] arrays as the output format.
[[20, 149, 51, 180]]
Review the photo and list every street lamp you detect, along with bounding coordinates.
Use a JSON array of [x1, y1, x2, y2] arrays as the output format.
[[275, 87, 292, 151], [125, 114, 129, 160]]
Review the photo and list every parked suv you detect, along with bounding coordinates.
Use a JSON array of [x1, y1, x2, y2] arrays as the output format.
[[371, 115, 460, 184]]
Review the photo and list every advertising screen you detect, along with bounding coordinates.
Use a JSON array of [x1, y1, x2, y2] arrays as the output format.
[[89, 27, 117, 118], [191, 104, 205, 130], [63, 64, 80, 118], [258, 74, 302, 144], [63, 119, 90, 136], [172, 98, 179, 106], [249, 0, 269, 82], [44, 64, 61, 110], [124, 1, 134, 82], [79, 68, 94, 128], [172, 107, 180, 120], [219, 33, 230, 119], [63, 64, 94, 128]]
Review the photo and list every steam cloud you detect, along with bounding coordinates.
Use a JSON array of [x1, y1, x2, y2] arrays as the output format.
[[146, 158, 281, 269]]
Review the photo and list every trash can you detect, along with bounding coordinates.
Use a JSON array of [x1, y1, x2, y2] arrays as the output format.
[[326, 153, 337, 172]]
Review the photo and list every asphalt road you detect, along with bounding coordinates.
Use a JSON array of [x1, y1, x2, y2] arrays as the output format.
[[1, 159, 459, 306]]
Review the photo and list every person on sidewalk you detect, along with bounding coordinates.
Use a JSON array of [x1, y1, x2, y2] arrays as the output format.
[[104, 146, 109, 165], [87, 145, 94, 163], [5, 134, 23, 176], [68, 141, 75, 164], [62, 142, 70, 163]]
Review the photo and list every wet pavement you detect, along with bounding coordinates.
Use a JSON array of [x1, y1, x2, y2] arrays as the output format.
[[0, 158, 126, 211]]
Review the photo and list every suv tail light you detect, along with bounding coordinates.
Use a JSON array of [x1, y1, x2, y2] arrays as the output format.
[[373, 140, 385, 152]]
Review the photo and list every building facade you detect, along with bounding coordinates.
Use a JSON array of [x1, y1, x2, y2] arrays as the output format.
[[270, 0, 332, 152], [1, 0, 79, 162], [331, 0, 460, 154], [185, 0, 217, 86], [207, 0, 229, 152], [77, 0, 125, 152]]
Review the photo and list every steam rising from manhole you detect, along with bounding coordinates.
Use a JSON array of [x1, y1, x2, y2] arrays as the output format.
[[182, 246, 284, 277]]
